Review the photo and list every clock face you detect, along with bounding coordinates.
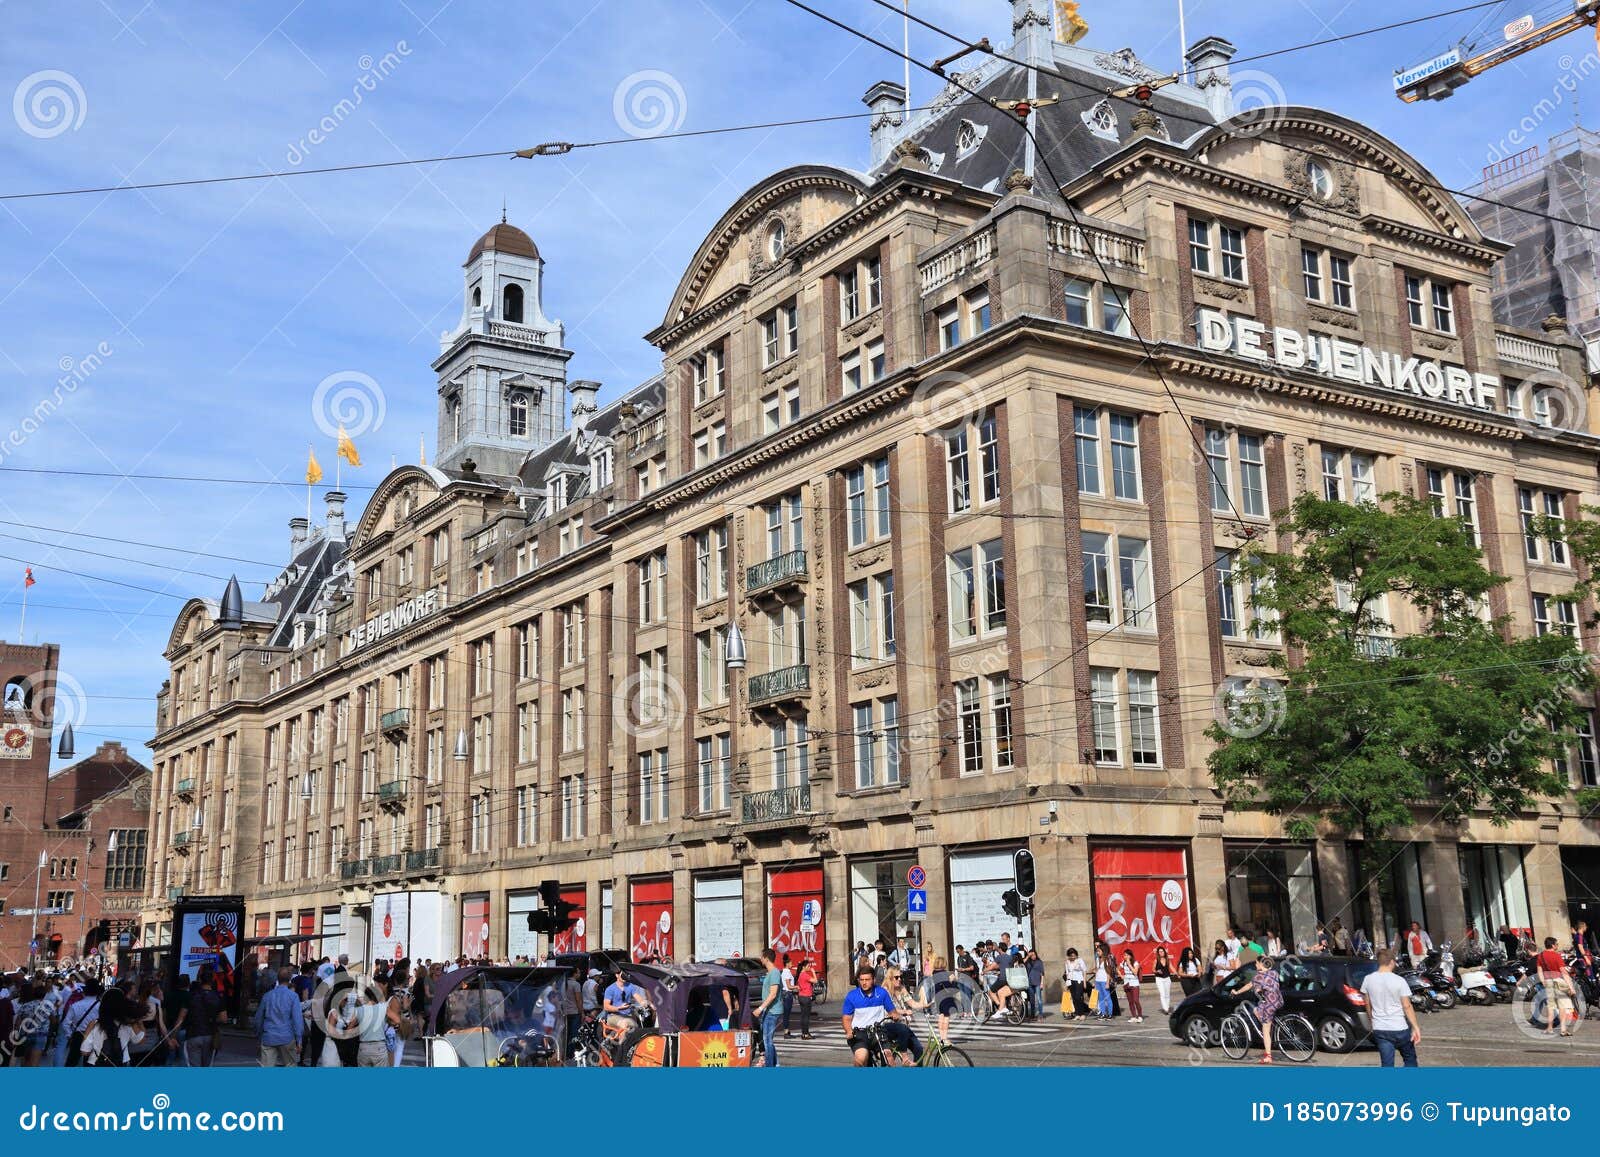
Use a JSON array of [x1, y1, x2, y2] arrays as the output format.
[[3, 726, 30, 751]]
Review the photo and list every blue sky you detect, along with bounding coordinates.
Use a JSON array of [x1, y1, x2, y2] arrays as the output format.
[[0, 0, 1587, 767]]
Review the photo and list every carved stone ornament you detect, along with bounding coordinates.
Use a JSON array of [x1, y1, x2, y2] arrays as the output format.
[[1194, 275, 1248, 303], [761, 357, 799, 388], [1400, 462, 1415, 494], [1226, 646, 1278, 668], [849, 545, 889, 570], [696, 603, 725, 624], [694, 399, 722, 424], [1215, 518, 1257, 544], [1094, 47, 1161, 83], [697, 711, 727, 728], [749, 205, 802, 278], [1291, 442, 1308, 495], [1282, 144, 1361, 216], [852, 669, 893, 692], [1416, 332, 1455, 352], [1004, 168, 1034, 193], [1307, 303, 1359, 331], [842, 312, 881, 343]]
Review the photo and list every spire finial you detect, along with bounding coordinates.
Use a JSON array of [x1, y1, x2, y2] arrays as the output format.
[[501, 197, 507, 224]]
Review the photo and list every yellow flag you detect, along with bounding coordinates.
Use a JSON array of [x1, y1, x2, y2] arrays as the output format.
[[1055, 0, 1088, 44], [337, 425, 362, 468], [305, 446, 323, 485]]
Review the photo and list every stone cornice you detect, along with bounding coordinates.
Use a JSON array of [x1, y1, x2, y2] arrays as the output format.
[[649, 283, 750, 353], [787, 170, 994, 266], [1361, 214, 1507, 265], [1074, 144, 1306, 209]]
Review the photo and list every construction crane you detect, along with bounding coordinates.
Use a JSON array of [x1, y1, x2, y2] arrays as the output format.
[[1395, 0, 1600, 102]]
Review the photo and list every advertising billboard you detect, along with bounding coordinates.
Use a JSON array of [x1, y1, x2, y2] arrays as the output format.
[[171, 897, 244, 1006]]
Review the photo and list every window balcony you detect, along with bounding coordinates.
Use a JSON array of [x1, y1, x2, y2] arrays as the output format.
[[370, 853, 403, 876], [339, 858, 369, 881], [167, 886, 186, 902], [380, 708, 410, 737], [740, 783, 812, 827], [406, 847, 440, 873], [747, 663, 811, 706], [1355, 633, 1397, 659], [377, 780, 407, 812], [172, 830, 192, 853], [745, 549, 808, 596], [174, 778, 195, 801]]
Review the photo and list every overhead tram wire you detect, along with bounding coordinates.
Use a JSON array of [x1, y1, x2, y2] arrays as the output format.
[[0, 102, 978, 202], [860, 0, 1600, 238]]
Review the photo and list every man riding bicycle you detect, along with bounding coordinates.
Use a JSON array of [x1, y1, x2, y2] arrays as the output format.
[[602, 967, 652, 1035], [981, 941, 1017, 1020], [841, 964, 922, 1065]]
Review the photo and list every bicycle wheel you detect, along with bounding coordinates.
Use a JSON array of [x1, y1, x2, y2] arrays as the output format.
[[1219, 1015, 1251, 1060], [1273, 1014, 1315, 1063], [928, 1042, 973, 1067], [1005, 994, 1026, 1025]]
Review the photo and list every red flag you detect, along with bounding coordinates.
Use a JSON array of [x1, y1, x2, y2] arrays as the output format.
[[23, 568, 34, 588]]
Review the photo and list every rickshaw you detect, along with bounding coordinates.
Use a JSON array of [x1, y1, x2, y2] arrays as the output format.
[[580, 960, 756, 1068], [424, 965, 570, 1067]]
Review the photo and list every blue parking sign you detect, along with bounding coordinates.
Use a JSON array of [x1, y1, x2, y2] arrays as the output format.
[[907, 888, 928, 920]]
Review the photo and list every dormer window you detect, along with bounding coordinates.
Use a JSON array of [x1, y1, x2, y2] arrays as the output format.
[[502, 283, 524, 324], [1082, 99, 1119, 141], [955, 119, 986, 158], [508, 392, 529, 437], [591, 446, 614, 490], [550, 473, 568, 512]]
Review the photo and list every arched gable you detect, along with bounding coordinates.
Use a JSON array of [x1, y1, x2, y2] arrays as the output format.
[[165, 598, 215, 654], [656, 164, 870, 337], [1192, 107, 1489, 244], [350, 465, 449, 548]]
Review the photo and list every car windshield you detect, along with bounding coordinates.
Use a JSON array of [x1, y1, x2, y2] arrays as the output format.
[[1345, 961, 1378, 986], [1217, 962, 1258, 993]]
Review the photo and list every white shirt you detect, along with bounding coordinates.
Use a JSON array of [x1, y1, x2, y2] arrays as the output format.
[[1361, 969, 1413, 1032], [1064, 959, 1086, 983]]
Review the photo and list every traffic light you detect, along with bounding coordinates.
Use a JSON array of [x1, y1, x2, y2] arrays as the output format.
[[525, 909, 554, 934], [1001, 888, 1022, 919], [538, 879, 562, 907], [551, 898, 579, 932], [1013, 849, 1037, 900]]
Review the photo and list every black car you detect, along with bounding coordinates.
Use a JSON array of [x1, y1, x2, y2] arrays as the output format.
[[1168, 954, 1378, 1053]]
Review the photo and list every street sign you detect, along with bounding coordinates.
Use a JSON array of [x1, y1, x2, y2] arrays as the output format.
[[118, 932, 132, 948], [9, 907, 35, 916], [38, 906, 65, 915], [907, 865, 926, 889], [907, 888, 928, 921]]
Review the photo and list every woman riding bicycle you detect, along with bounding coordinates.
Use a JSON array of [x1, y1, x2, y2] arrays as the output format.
[[1230, 954, 1282, 1064]]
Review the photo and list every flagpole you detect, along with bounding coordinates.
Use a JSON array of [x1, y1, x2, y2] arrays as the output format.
[[1177, 0, 1188, 80], [306, 443, 314, 523], [902, 0, 911, 114], [18, 572, 27, 643]]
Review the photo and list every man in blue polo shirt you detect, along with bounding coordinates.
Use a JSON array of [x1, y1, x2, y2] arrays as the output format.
[[841, 964, 921, 1065], [602, 967, 650, 1033]]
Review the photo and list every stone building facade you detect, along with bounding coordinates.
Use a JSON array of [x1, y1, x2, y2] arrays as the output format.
[[140, 7, 1600, 984]]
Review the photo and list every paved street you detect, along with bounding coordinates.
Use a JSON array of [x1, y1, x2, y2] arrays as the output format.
[[184, 1004, 1600, 1068]]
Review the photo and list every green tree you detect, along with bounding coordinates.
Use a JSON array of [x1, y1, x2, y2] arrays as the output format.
[[1208, 493, 1591, 932]]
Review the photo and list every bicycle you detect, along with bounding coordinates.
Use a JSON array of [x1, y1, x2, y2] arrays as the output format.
[[968, 982, 1026, 1026], [1218, 1001, 1315, 1063], [861, 1021, 973, 1067]]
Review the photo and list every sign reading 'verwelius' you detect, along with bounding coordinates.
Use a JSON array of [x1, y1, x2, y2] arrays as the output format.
[[346, 587, 445, 652], [1194, 308, 1501, 413]]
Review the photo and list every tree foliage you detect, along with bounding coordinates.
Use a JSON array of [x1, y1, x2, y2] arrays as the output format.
[[1207, 493, 1590, 845]]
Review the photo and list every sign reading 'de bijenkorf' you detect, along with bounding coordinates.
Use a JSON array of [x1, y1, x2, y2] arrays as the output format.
[[346, 588, 446, 652], [1194, 308, 1500, 413]]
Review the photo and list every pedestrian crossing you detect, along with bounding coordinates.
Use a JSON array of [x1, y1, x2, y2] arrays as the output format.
[[774, 1012, 1070, 1059]]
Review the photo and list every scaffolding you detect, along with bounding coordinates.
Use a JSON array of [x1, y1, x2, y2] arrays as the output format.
[[1467, 127, 1600, 353]]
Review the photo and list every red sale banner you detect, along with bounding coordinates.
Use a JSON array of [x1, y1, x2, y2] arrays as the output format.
[[1091, 845, 1193, 975], [460, 894, 490, 960], [630, 878, 673, 962], [767, 865, 824, 972]]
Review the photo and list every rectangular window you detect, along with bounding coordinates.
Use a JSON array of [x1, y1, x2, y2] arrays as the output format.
[[762, 314, 779, 366], [764, 492, 804, 557], [696, 734, 731, 813], [516, 620, 538, 681], [561, 688, 584, 752], [1431, 282, 1454, 333], [947, 539, 1006, 640], [695, 525, 728, 602], [866, 255, 882, 311], [1206, 427, 1267, 518], [1108, 412, 1140, 500], [1090, 668, 1119, 764], [1219, 225, 1246, 281], [1128, 670, 1160, 767], [696, 631, 729, 706], [1188, 217, 1212, 275], [1064, 278, 1092, 327], [1330, 254, 1353, 308], [978, 415, 1001, 504], [848, 573, 896, 665], [1101, 287, 1132, 336], [1302, 246, 1323, 301], [840, 268, 860, 322], [841, 352, 862, 395], [853, 697, 901, 789], [1074, 406, 1101, 495], [1405, 275, 1425, 327], [638, 749, 670, 824], [945, 428, 971, 513], [957, 679, 984, 776], [515, 786, 537, 846], [938, 306, 960, 351], [1216, 551, 1240, 637]]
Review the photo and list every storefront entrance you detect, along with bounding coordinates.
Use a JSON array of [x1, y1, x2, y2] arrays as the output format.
[[1225, 842, 1319, 951], [1459, 844, 1531, 938], [849, 855, 919, 971]]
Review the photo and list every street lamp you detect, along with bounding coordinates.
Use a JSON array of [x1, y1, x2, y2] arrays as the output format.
[[27, 849, 45, 971], [724, 621, 747, 670], [56, 722, 74, 761], [452, 728, 469, 762]]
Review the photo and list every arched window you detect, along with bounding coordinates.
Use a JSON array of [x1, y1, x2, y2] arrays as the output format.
[[502, 283, 524, 324], [471, 285, 482, 308], [508, 392, 529, 437], [450, 399, 462, 442], [3, 676, 31, 714]]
